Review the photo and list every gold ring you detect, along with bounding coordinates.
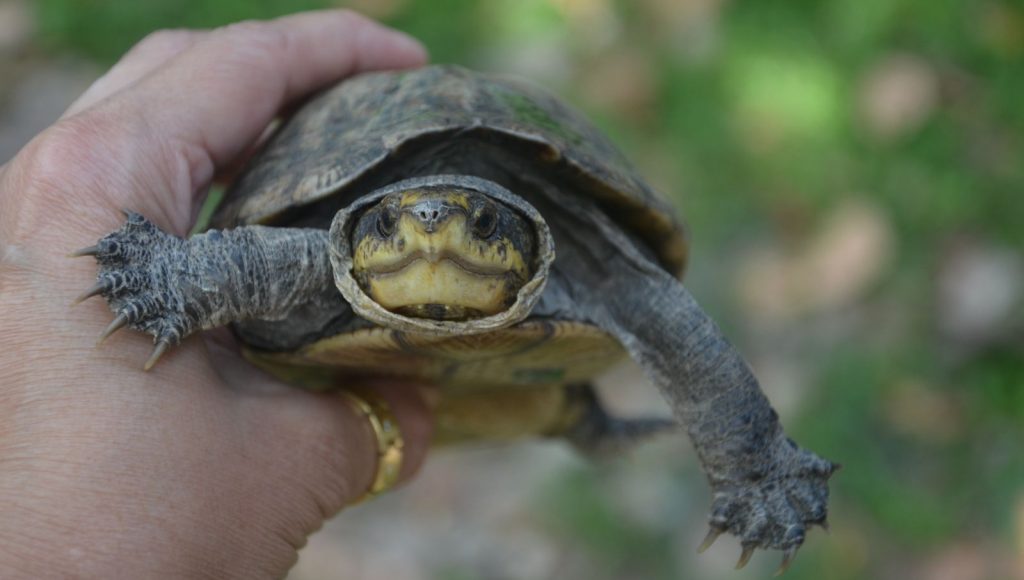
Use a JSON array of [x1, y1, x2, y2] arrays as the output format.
[[339, 390, 404, 504]]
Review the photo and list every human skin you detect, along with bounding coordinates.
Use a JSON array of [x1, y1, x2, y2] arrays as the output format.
[[0, 11, 434, 579]]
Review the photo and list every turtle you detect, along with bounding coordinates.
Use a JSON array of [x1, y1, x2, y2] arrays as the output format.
[[73, 64, 837, 573]]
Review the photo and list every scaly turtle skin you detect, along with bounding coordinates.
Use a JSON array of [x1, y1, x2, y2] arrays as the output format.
[[74, 65, 837, 573]]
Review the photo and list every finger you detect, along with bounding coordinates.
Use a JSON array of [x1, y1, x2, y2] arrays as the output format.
[[209, 119, 280, 189], [237, 371, 434, 519], [15, 10, 426, 242], [98, 10, 425, 201], [143, 10, 426, 164], [314, 381, 435, 500], [208, 332, 433, 502], [64, 29, 206, 118], [358, 381, 435, 485]]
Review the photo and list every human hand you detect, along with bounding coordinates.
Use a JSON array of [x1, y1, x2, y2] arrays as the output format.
[[0, 11, 432, 578]]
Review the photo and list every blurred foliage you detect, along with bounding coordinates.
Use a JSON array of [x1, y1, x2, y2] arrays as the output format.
[[31, 0, 1024, 578]]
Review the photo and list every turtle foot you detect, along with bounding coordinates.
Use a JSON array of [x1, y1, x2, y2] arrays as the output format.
[[699, 445, 838, 575], [72, 212, 193, 369]]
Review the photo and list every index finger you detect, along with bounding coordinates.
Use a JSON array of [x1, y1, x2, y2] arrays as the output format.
[[134, 10, 426, 166], [55, 10, 426, 231]]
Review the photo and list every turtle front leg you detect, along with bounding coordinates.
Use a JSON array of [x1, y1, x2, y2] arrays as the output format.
[[71, 211, 332, 369]]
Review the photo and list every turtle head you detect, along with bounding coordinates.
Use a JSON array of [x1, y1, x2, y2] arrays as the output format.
[[349, 186, 536, 320]]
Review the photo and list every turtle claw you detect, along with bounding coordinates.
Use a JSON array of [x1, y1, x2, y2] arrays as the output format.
[[775, 546, 799, 576], [697, 527, 724, 553], [143, 340, 170, 371], [735, 545, 755, 570], [97, 313, 129, 345], [68, 245, 100, 258], [73, 281, 108, 305]]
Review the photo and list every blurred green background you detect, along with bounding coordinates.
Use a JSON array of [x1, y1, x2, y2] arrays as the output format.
[[2, 0, 1022, 578]]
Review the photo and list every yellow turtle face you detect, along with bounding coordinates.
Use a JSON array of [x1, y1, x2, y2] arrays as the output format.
[[350, 188, 536, 320]]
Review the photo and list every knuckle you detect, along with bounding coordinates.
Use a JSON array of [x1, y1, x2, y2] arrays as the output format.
[[210, 19, 293, 84], [0, 121, 92, 247], [215, 19, 288, 56], [33, 110, 117, 169], [8, 113, 123, 235], [214, 19, 257, 44], [332, 9, 371, 29], [17, 118, 97, 197], [216, 18, 265, 37], [131, 28, 196, 58]]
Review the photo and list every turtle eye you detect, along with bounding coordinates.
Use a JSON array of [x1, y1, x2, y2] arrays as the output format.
[[472, 204, 498, 239], [377, 207, 397, 237]]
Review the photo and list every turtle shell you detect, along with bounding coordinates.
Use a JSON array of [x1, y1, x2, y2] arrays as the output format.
[[213, 64, 687, 276], [215, 65, 689, 442]]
